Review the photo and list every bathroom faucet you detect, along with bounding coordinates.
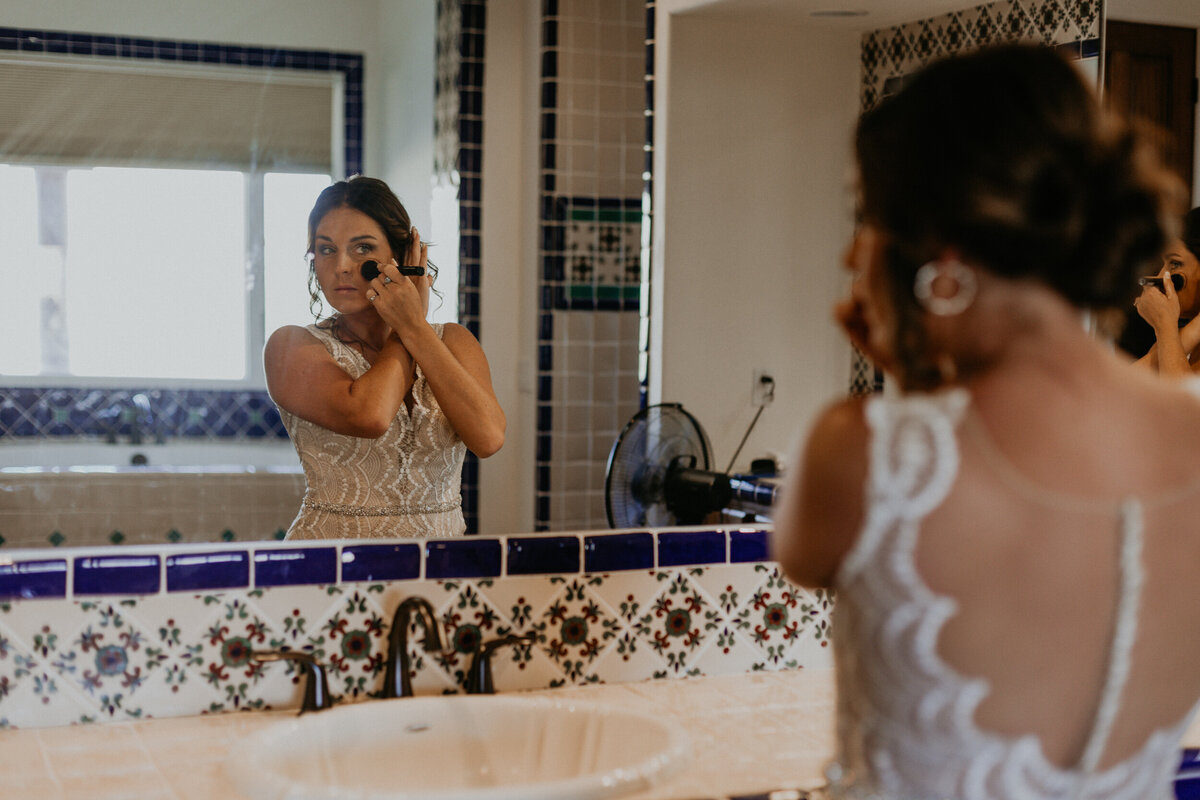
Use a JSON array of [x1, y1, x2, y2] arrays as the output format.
[[101, 392, 164, 446], [383, 596, 445, 698], [252, 650, 336, 714], [466, 632, 538, 694]]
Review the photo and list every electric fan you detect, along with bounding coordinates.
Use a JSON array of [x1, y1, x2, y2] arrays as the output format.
[[604, 403, 734, 528]]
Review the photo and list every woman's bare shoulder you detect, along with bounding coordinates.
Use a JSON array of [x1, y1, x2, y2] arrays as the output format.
[[773, 396, 871, 588]]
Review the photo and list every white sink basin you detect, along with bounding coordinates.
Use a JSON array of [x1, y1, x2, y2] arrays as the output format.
[[225, 694, 691, 800]]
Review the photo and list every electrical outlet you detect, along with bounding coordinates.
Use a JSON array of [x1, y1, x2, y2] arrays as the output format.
[[753, 370, 775, 407]]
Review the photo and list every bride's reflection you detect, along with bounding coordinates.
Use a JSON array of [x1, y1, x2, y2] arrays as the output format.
[[266, 177, 505, 541], [1123, 207, 1200, 371]]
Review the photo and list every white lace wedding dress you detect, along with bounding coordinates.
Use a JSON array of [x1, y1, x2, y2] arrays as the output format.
[[820, 387, 1200, 799], [279, 322, 467, 539]]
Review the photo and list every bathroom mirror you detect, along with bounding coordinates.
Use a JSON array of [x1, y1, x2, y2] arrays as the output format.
[[0, 0, 1101, 548], [1104, 0, 1199, 201]]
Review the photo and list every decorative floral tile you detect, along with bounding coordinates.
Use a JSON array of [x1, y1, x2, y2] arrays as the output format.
[[531, 575, 621, 685], [631, 569, 715, 677], [301, 586, 389, 700], [0, 549, 829, 728]]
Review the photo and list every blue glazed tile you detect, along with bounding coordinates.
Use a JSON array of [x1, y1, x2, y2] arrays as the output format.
[[507, 536, 579, 575], [0, 559, 67, 600], [75, 555, 160, 595], [657, 530, 725, 567], [584, 532, 653, 573], [1177, 777, 1200, 800], [254, 547, 337, 586], [730, 529, 770, 563], [166, 551, 249, 592], [426, 539, 502, 579], [341, 544, 420, 582]]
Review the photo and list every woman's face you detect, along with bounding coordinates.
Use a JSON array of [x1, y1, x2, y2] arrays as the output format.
[[312, 206, 430, 316], [1162, 238, 1200, 317]]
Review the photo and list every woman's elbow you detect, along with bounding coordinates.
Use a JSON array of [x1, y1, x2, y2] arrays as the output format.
[[470, 428, 505, 458]]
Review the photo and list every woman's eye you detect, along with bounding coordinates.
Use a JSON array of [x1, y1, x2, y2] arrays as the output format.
[[354, 244, 374, 255], [317, 246, 334, 256]]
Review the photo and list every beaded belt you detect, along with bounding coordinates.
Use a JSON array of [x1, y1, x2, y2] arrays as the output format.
[[303, 497, 461, 517]]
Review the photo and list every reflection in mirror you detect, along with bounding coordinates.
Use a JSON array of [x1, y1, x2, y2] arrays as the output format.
[[1103, 1, 1200, 359], [0, 0, 1106, 551]]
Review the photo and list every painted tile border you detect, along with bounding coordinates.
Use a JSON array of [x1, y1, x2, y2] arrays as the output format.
[[0, 525, 771, 602]]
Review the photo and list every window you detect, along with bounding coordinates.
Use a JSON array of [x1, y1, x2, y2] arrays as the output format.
[[0, 44, 354, 388], [0, 164, 330, 383]]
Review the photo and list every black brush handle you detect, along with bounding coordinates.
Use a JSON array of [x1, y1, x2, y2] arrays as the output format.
[[361, 260, 425, 280]]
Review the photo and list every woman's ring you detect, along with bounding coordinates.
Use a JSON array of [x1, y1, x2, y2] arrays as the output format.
[[368, 292, 378, 302], [381, 276, 393, 285]]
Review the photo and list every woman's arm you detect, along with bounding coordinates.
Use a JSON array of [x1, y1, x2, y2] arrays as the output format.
[[402, 322, 506, 457], [772, 397, 870, 589], [264, 325, 414, 438]]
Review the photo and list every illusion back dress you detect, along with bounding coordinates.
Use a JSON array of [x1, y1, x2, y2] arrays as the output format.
[[821, 387, 1200, 799], [279, 323, 467, 540]]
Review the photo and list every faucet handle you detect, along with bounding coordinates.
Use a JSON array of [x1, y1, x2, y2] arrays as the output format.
[[465, 632, 537, 695], [252, 650, 337, 714]]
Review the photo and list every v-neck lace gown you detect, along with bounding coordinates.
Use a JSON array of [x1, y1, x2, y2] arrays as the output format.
[[278, 322, 467, 540]]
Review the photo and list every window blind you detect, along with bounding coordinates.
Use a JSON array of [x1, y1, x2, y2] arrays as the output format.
[[0, 55, 339, 172]]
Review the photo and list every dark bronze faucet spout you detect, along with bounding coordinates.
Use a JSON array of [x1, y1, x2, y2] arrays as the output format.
[[383, 596, 444, 699]]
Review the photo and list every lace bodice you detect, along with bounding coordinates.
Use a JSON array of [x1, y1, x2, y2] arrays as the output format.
[[278, 323, 467, 539], [823, 387, 1197, 800]]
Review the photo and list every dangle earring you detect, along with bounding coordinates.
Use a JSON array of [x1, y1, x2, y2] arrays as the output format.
[[913, 260, 977, 316]]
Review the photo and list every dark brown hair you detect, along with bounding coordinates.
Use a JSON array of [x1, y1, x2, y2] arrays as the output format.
[[855, 43, 1181, 388], [304, 175, 439, 319]]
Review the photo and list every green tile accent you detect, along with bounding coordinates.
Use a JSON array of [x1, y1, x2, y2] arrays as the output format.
[[274, 529, 287, 540], [0, 534, 5, 547], [568, 207, 641, 223], [48, 531, 66, 547], [221, 529, 236, 542], [109, 530, 125, 545], [167, 529, 182, 543]]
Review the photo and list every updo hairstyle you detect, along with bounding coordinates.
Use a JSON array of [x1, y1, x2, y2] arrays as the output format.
[[855, 43, 1182, 388]]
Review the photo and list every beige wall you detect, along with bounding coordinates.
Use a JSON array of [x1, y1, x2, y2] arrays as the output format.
[[652, 8, 861, 474]]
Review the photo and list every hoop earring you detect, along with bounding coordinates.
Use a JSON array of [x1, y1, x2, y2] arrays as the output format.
[[914, 260, 977, 316]]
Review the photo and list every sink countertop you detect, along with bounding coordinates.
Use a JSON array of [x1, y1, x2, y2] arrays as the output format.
[[4, 668, 1200, 800], [0, 669, 837, 800]]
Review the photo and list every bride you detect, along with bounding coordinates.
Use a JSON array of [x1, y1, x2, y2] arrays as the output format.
[[775, 43, 1200, 799]]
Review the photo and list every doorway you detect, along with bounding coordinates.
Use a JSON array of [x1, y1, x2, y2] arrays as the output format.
[[1104, 19, 1197, 196]]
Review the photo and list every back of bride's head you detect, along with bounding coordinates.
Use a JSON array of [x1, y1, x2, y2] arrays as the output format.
[[856, 43, 1182, 312]]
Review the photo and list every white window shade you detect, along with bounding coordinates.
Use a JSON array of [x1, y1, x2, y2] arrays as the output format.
[[0, 56, 339, 172]]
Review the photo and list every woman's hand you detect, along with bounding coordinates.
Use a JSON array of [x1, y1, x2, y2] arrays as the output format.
[[366, 226, 432, 343], [1134, 270, 1182, 334]]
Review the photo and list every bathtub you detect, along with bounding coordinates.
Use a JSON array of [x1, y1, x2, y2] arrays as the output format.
[[0, 439, 303, 549], [0, 439, 300, 470]]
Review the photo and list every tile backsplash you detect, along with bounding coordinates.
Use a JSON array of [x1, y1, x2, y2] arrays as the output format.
[[0, 469, 304, 549], [0, 525, 832, 729]]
